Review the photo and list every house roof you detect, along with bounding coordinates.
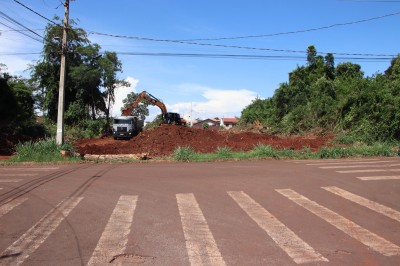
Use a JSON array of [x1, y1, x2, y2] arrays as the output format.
[[193, 118, 220, 126], [221, 118, 238, 123]]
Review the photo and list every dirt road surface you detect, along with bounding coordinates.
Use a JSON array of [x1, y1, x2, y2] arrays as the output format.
[[1, 158, 399, 265]]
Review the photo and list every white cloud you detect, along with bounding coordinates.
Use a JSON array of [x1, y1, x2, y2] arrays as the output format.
[[0, 25, 42, 76], [111, 76, 139, 117], [165, 86, 257, 121]]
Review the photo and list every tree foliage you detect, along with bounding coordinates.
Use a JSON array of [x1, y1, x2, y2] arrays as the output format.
[[122, 92, 150, 118], [30, 20, 126, 126], [0, 69, 35, 128], [241, 46, 400, 142]]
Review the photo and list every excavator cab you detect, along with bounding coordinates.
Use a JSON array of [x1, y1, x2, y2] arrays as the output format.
[[164, 112, 184, 125]]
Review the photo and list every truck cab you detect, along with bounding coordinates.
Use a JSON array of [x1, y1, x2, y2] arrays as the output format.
[[112, 116, 144, 140]]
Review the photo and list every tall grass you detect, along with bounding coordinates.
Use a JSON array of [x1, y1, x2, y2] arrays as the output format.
[[173, 146, 196, 162], [215, 146, 233, 158], [317, 143, 395, 158], [9, 138, 80, 162], [171, 143, 397, 162]]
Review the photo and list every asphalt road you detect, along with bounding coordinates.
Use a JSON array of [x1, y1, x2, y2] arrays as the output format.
[[0, 158, 399, 265]]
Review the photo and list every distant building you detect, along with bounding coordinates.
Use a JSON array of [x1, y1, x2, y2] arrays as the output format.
[[220, 118, 238, 129], [192, 118, 220, 129]]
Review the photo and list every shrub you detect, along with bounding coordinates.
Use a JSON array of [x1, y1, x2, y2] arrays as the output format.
[[215, 146, 233, 158], [10, 138, 80, 162], [251, 144, 278, 158], [173, 146, 196, 162]]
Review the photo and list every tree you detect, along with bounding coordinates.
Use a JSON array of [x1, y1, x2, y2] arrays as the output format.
[[122, 92, 150, 118], [239, 45, 400, 141], [324, 53, 335, 80], [335, 62, 363, 79], [385, 54, 400, 81], [0, 69, 35, 126], [30, 20, 108, 124], [100, 51, 130, 125], [307, 45, 317, 66]]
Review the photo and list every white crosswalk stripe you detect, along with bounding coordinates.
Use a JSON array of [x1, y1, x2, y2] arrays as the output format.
[[0, 174, 38, 177], [306, 160, 395, 166], [0, 179, 23, 183], [0, 196, 83, 265], [276, 189, 400, 256], [87, 195, 138, 265], [293, 159, 380, 163], [228, 191, 328, 264], [177, 193, 226, 266], [323, 186, 400, 222], [357, 176, 400, 180], [0, 167, 59, 171], [337, 169, 400, 174], [320, 163, 400, 169], [0, 197, 28, 218]]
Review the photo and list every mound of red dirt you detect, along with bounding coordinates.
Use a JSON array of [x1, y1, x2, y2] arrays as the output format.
[[74, 125, 333, 157]]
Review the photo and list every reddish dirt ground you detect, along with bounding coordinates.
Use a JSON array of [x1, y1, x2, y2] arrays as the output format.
[[74, 125, 334, 157]]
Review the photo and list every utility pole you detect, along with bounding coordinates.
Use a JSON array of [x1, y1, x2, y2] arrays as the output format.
[[56, 0, 69, 145]]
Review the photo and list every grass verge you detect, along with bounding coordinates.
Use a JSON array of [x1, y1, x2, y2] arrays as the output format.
[[172, 143, 398, 162], [6, 138, 82, 163]]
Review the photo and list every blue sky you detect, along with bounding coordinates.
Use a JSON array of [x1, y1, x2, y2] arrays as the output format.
[[1, 0, 399, 121]]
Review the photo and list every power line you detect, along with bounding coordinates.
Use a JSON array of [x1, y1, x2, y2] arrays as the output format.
[[0, 11, 44, 42], [112, 52, 393, 62], [0, 28, 44, 32], [0, 51, 392, 62], [13, 0, 57, 25], [178, 11, 400, 41], [89, 31, 397, 57], [0, 21, 42, 42]]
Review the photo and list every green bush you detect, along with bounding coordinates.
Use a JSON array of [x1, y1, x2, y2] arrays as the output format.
[[316, 143, 395, 159], [215, 146, 233, 158], [173, 146, 196, 162], [10, 138, 80, 162], [65, 119, 108, 139], [251, 144, 277, 158]]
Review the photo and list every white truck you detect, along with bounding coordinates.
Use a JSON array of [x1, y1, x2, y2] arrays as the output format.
[[112, 116, 144, 140]]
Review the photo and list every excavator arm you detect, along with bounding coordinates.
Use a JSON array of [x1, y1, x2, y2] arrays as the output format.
[[121, 91, 167, 116], [121, 90, 186, 126]]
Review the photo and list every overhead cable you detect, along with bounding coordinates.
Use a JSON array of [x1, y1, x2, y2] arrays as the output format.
[[0, 51, 392, 62], [112, 52, 393, 62], [178, 11, 400, 41], [12, 0, 57, 25], [89, 31, 397, 57], [0, 11, 44, 42]]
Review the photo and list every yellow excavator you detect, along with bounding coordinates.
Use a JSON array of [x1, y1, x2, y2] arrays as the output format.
[[121, 91, 186, 126]]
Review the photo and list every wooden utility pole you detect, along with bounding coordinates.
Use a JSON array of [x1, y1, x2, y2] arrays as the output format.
[[56, 0, 69, 145]]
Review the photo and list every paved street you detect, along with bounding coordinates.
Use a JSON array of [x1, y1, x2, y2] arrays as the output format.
[[0, 158, 399, 265]]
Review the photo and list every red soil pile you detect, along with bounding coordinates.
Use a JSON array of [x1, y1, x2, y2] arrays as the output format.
[[74, 125, 333, 157]]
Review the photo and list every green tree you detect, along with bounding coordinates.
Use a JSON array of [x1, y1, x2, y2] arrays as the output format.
[[122, 91, 150, 118], [0, 69, 35, 126], [385, 54, 400, 81], [324, 53, 335, 80], [239, 45, 400, 141], [100, 51, 130, 125], [307, 45, 317, 66], [30, 20, 109, 125], [335, 62, 363, 79]]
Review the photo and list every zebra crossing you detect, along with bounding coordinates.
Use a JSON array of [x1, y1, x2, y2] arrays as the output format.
[[0, 167, 59, 190], [0, 185, 399, 265], [297, 158, 400, 181]]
